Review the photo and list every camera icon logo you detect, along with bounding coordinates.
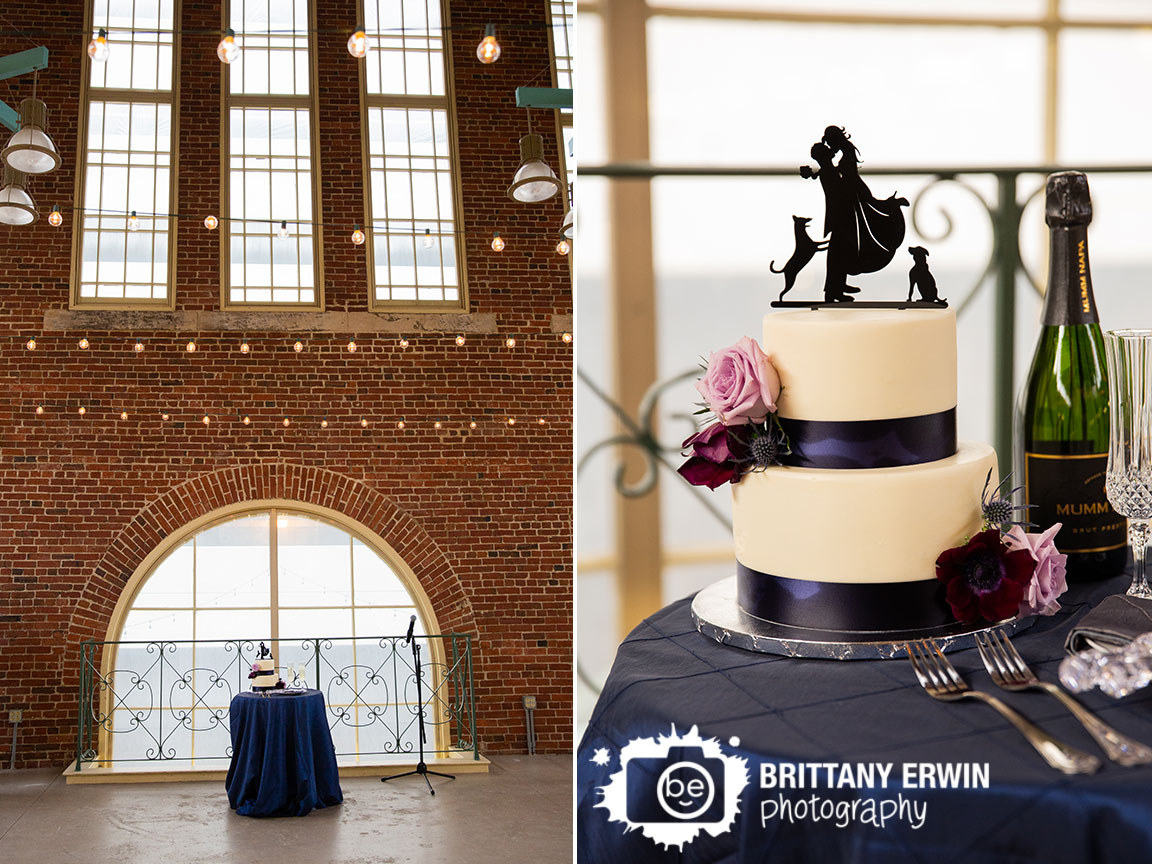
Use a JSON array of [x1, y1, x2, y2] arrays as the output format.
[[596, 725, 750, 850]]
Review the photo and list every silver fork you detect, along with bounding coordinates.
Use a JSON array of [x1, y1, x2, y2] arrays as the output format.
[[906, 640, 1100, 774], [975, 629, 1152, 766]]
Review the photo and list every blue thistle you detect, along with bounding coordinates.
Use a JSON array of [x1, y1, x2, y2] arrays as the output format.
[[732, 418, 791, 474], [981, 469, 1035, 531]]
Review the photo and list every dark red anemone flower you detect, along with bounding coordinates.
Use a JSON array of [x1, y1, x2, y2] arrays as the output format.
[[936, 529, 1035, 623]]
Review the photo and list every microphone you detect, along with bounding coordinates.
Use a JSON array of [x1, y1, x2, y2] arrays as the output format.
[[403, 614, 416, 647]]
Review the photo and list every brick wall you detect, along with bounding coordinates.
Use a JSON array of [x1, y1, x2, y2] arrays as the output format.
[[0, 0, 572, 767]]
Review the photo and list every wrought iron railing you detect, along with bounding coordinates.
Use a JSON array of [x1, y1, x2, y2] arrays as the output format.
[[76, 634, 477, 770]]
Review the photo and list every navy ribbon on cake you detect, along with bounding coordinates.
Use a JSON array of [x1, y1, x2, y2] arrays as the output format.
[[778, 407, 956, 470], [737, 562, 954, 632]]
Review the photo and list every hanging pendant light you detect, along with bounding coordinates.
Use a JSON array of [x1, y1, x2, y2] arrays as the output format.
[[217, 29, 240, 64], [2, 97, 61, 175], [507, 133, 562, 202], [0, 166, 37, 225], [476, 24, 501, 64]]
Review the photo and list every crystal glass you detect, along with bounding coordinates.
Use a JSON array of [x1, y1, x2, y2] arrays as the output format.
[[1104, 329, 1152, 598]]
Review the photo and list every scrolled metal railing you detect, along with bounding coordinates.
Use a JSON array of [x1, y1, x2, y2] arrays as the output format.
[[76, 633, 478, 770]]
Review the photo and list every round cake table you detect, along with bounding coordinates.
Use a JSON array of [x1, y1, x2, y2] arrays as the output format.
[[577, 573, 1152, 863], [226, 689, 343, 817]]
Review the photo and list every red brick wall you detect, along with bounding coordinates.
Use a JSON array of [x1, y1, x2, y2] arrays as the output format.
[[0, 0, 572, 767]]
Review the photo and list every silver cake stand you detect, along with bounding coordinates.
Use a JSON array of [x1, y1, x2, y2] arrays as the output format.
[[691, 575, 1033, 661]]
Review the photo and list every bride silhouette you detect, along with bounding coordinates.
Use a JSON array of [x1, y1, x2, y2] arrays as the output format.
[[802, 126, 909, 301]]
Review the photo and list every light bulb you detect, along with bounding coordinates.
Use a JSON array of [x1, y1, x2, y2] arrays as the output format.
[[469, 421, 477, 430], [277, 220, 289, 240], [351, 225, 365, 245], [556, 239, 570, 256], [538, 417, 546, 425], [162, 412, 170, 421], [507, 416, 516, 426], [397, 420, 406, 429], [78, 338, 89, 349], [476, 24, 500, 64], [240, 341, 250, 354], [134, 340, 145, 353], [360, 418, 369, 428], [505, 337, 516, 348], [186, 340, 197, 353], [48, 205, 62, 226], [434, 421, 442, 430], [562, 331, 573, 344], [242, 416, 250, 426], [204, 214, 218, 230], [217, 29, 240, 64], [78, 406, 86, 416], [455, 334, 465, 346], [321, 419, 329, 428], [35, 405, 44, 415], [202, 414, 210, 425], [491, 232, 505, 252], [293, 340, 303, 353], [347, 340, 358, 353], [399, 337, 409, 349], [422, 228, 435, 249], [127, 210, 139, 231], [25, 338, 35, 350], [120, 411, 128, 420], [283, 417, 291, 427], [347, 27, 367, 58], [88, 29, 110, 62]]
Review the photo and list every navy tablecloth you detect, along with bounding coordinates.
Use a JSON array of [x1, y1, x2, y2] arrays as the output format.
[[577, 573, 1152, 863], [225, 689, 343, 817]]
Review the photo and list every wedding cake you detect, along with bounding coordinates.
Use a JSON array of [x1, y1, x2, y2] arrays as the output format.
[[249, 642, 283, 690], [731, 307, 996, 632]]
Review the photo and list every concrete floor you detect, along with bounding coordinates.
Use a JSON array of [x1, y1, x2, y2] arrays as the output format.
[[0, 755, 571, 864]]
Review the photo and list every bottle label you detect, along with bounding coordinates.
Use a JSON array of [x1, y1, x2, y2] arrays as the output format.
[[1024, 452, 1126, 552], [1042, 226, 1099, 326]]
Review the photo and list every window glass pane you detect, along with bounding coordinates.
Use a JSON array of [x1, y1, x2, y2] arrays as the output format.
[[195, 515, 271, 607], [90, 0, 175, 92], [365, 0, 445, 97]]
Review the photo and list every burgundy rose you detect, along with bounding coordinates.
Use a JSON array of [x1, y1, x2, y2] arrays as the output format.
[[677, 422, 749, 489], [936, 529, 1035, 623]]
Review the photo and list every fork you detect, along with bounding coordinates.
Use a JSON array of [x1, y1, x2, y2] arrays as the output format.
[[906, 640, 1100, 774], [975, 629, 1152, 766]]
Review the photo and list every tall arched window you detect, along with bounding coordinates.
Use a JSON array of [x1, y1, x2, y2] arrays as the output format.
[[101, 506, 452, 765]]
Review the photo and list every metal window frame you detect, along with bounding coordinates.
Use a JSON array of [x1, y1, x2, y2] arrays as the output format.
[[219, 0, 326, 310], [358, 0, 469, 313], [70, 0, 182, 310]]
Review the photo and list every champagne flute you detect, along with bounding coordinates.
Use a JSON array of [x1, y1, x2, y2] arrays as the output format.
[[1104, 330, 1152, 598]]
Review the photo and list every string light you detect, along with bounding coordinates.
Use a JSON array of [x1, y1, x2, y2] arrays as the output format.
[[347, 26, 367, 58], [399, 337, 409, 349], [35, 405, 44, 415], [469, 420, 477, 429], [283, 417, 291, 427], [127, 210, 140, 231], [433, 421, 442, 430], [397, 420, 406, 429], [556, 239, 570, 256], [506, 416, 516, 426], [321, 419, 329, 428], [78, 406, 87, 416], [562, 331, 573, 344], [88, 28, 110, 62], [351, 224, 365, 245], [277, 220, 289, 240], [48, 205, 62, 226], [204, 214, 218, 229], [240, 341, 250, 354], [422, 228, 435, 249], [186, 340, 197, 353], [360, 418, 369, 428], [217, 29, 240, 64], [120, 411, 128, 420], [476, 24, 501, 64], [538, 417, 546, 425], [78, 338, 89, 349], [347, 340, 358, 352], [202, 414, 211, 425], [161, 412, 170, 421], [134, 339, 145, 353], [242, 415, 250, 425], [491, 232, 505, 252], [505, 337, 516, 348], [455, 335, 465, 346], [293, 340, 304, 353], [25, 338, 35, 350]]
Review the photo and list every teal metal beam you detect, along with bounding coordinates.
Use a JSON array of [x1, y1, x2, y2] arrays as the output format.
[[515, 86, 572, 110], [0, 46, 50, 132]]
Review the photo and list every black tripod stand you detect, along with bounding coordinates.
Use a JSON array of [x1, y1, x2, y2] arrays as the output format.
[[381, 619, 455, 795]]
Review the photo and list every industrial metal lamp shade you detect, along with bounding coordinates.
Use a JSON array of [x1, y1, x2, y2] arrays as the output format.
[[507, 134, 562, 202], [2, 98, 61, 175], [561, 206, 573, 239], [0, 165, 37, 225]]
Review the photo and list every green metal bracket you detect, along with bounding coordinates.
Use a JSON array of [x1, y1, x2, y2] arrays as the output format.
[[0, 46, 49, 132], [515, 86, 572, 110]]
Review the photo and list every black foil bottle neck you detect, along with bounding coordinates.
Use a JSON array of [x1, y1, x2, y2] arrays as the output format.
[[1042, 223, 1099, 326]]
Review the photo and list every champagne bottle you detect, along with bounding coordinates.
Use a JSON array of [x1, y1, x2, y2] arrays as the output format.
[[1017, 171, 1126, 580]]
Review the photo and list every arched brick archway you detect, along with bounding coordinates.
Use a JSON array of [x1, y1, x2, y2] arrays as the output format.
[[68, 464, 476, 646]]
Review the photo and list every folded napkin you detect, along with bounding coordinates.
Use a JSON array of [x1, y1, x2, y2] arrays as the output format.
[[1065, 594, 1152, 654]]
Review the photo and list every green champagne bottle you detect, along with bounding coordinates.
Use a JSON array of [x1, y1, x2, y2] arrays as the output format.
[[1017, 171, 1126, 580]]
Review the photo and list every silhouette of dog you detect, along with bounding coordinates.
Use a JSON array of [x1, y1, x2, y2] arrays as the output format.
[[771, 215, 828, 298], [907, 246, 945, 303]]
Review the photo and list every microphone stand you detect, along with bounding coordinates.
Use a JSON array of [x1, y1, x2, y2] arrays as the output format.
[[381, 630, 455, 795]]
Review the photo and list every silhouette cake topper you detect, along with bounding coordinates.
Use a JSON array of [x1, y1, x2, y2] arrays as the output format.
[[771, 125, 946, 309]]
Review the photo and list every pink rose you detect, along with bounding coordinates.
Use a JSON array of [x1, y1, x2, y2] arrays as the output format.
[[1004, 523, 1069, 617], [695, 337, 782, 426]]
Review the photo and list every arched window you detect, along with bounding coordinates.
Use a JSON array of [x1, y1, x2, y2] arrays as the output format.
[[97, 506, 460, 766]]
